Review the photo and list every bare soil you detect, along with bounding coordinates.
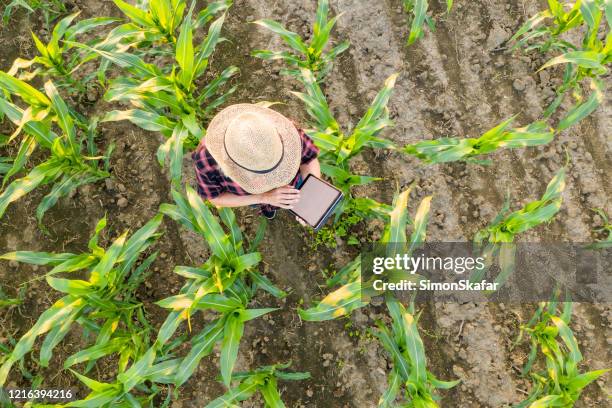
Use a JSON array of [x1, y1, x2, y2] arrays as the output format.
[[0, 1, 610, 407]]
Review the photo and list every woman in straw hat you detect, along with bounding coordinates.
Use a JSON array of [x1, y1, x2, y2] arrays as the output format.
[[192, 104, 321, 220]]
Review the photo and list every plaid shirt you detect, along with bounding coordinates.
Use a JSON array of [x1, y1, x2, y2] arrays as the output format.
[[192, 127, 319, 213]]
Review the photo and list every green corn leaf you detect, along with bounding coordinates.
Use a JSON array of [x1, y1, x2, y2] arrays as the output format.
[[89, 231, 128, 288], [199, 66, 239, 102], [160, 203, 197, 232], [117, 346, 156, 392], [0, 251, 75, 265], [113, 0, 155, 27], [0, 296, 85, 385], [378, 368, 401, 407], [64, 338, 128, 369], [250, 271, 286, 298], [102, 109, 176, 134], [566, 369, 610, 391], [260, 377, 286, 408], [251, 49, 302, 64], [220, 311, 245, 387], [195, 13, 227, 77], [48, 12, 80, 55], [218, 207, 243, 249], [557, 79, 604, 131], [408, 196, 432, 255], [177, 9, 195, 87], [0, 71, 50, 108], [540, 50, 606, 71], [204, 380, 259, 407], [65, 17, 119, 42], [239, 308, 277, 322], [39, 307, 81, 367], [174, 320, 224, 386], [196, 294, 243, 313], [231, 253, 261, 274], [45, 80, 77, 149], [373, 322, 410, 380], [185, 186, 234, 262], [117, 213, 163, 267], [299, 280, 366, 321], [46, 276, 93, 295], [395, 302, 427, 383], [407, 0, 429, 45], [550, 315, 582, 363], [0, 160, 63, 219], [253, 20, 308, 54], [383, 188, 410, 256], [74, 44, 159, 77], [0, 97, 57, 147], [2, 135, 36, 186], [157, 310, 186, 346], [37, 172, 102, 227], [195, 0, 232, 29]]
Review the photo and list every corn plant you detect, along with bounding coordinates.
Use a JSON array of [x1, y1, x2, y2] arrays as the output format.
[[475, 167, 566, 244], [205, 362, 310, 407], [510, 0, 609, 121], [2, 0, 65, 27], [0, 214, 163, 386], [402, 117, 554, 164], [299, 186, 432, 321], [8, 12, 117, 93], [157, 187, 283, 387], [80, 1, 237, 185], [403, 0, 452, 45], [374, 297, 460, 407], [469, 167, 566, 287], [252, 0, 349, 81], [516, 300, 609, 407], [293, 67, 398, 223], [587, 208, 612, 249], [59, 190, 276, 406], [110, 0, 232, 51], [0, 74, 111, 224]]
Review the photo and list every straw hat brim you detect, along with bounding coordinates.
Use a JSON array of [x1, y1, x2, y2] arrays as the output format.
[[205, 104, 302, 194]]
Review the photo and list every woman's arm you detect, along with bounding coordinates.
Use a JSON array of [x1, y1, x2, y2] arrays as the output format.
[[299, 157, 321, 179], [209, 186, 301, 209]]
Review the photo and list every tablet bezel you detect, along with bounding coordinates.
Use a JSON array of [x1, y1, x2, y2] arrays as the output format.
[[290, 174, 343, 230]]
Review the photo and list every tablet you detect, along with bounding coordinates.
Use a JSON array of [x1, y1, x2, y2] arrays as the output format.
[[290, 175, 343, 231]]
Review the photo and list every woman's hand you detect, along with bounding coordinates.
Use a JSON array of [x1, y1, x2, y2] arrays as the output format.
[[259, 186, 300, 209]]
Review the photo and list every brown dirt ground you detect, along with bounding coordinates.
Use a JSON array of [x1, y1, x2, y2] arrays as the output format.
[[0, 0, 610, 407]]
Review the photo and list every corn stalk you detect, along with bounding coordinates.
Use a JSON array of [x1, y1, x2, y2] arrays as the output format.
[[0, 214, 163, 386], [516, 300, 610, 407], [0, 75, 110, 225], [509, 0, 610, 122], [252, 0, 349, 81]]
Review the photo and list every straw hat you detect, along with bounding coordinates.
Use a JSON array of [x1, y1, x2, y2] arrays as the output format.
[[205, 104, 302, 194]]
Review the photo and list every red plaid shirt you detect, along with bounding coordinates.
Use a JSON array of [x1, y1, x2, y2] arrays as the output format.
[[192, 127, 319, 212]]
